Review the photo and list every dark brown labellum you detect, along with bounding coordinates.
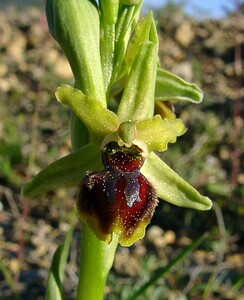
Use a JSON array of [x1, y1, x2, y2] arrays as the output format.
[[76, 142, 158, 246]]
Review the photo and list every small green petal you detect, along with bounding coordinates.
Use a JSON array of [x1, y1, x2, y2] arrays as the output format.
[[22, 144, 102, 198], [155, 67, 204, 103], [136, 115, 186, 152], [56, 84, 120, 144], [155, 101, 176, 120], [142, 152, 212, 210]]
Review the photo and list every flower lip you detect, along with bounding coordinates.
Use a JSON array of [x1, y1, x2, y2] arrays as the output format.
[[102, 141, 145, 172], [77, 141, 158, 246]]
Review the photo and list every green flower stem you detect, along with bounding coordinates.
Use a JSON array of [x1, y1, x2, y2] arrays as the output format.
[[77, 224, 118, 300]]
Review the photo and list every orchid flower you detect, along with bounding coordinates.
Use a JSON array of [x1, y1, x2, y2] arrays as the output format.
[[23, 0, 211, 247], [22, 1, 212, 298]]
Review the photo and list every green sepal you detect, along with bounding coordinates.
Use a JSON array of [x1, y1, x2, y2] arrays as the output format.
[[117, 13, 158, 121], [22, 144, 102, 198], [136, 115, 186, 152], [117, 38, 158, 122], [46, 0, 105, 103], [142, 152, 212, 210], [45, 227, 73, 300], [56, 84, 120, 144], [155, 67, 204, 103], [124, 12, 158, 74]]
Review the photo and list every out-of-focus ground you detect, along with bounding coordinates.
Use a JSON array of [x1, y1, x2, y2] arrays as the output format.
[[0, 3, 243, 300]]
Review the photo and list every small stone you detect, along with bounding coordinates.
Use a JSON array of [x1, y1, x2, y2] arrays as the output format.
[[114, 247, 140, 277], [0, 64, 8, 77], [0, 12, 12, 48], [6, 30, 27, 62], [238, 174, 244, 185], [0, 79, 10, 93], [163, 230, 176, 245], [28, 22, 46, 47], [9, 258, 20, 274], [175, 20, 195, 48], [146, 225, 166, 248], [219, 146, 230, 160]]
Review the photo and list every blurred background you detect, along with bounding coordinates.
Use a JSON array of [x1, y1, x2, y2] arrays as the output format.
[[0, 0, 243, 299]]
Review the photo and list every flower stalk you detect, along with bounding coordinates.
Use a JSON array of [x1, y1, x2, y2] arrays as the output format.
[[77, 225, 118, 300]]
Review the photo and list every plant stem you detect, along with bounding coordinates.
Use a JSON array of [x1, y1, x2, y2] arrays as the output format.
[[77, 224, 118, 300], [71, 116, 118, 300]]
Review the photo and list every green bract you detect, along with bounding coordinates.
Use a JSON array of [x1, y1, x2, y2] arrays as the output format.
[[46, 0, 106, 103]]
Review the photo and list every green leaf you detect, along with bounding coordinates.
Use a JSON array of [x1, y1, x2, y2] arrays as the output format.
[[142, 152, 212, 210], [22, 144, 102, 198], [155, 67, 204, 103], [128, 233, 208, 299], [136, 115, 186, 152], [46, 0, 105, 103], [0, 261, 14, 291], [45, 227, 73, 300], [56, 84, 120, 144]]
